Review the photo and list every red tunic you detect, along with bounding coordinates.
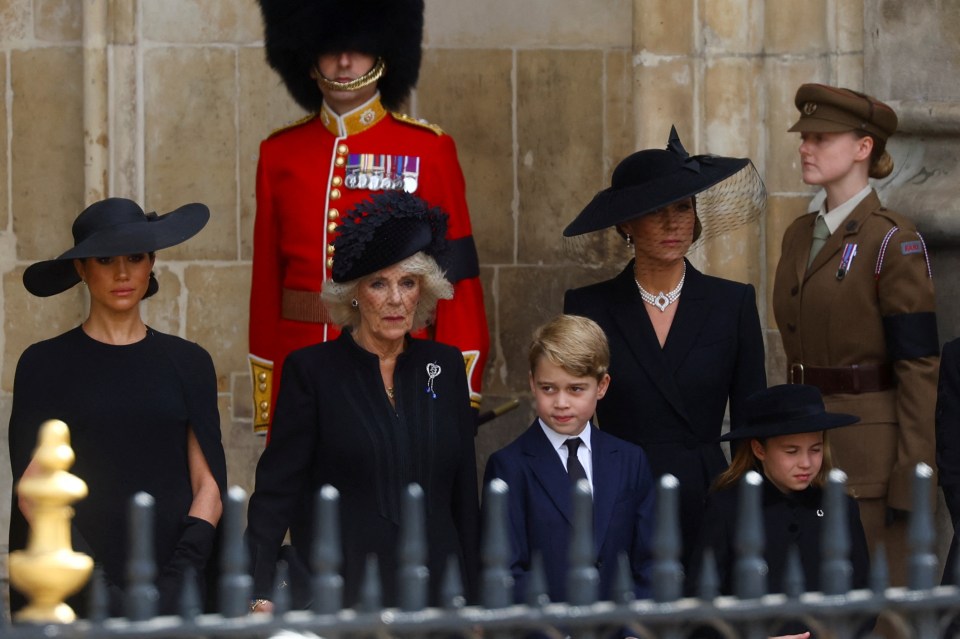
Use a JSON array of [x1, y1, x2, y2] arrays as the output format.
[[249, 94, 489, 435]]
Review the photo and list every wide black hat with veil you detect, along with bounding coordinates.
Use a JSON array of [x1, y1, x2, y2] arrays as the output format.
[[564, 127, 764, 241]]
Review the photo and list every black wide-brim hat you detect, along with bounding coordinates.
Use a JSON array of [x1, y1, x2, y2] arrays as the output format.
[[256, 0, 423, 112], [721, 384, 860, 441], [332, 191, 448, 283], [564, 126, 751, 237], [23, 198, 209, 297]]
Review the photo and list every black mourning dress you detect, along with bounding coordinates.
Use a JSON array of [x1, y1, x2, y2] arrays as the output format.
[[8, 326, 227, 617]]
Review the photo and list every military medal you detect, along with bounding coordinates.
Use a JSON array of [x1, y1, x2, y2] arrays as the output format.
[[345, 154, 421, 193], [836, 243, 857, 280]]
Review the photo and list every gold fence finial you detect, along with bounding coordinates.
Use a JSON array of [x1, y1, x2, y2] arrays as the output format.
[[9, 419, 94, 623]]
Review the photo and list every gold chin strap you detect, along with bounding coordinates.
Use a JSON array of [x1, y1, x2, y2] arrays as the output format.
[[316, 57, 386, 92]]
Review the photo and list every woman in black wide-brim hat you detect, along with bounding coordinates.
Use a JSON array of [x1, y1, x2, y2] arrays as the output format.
[[8, 198, 227, 618], [688, 384, 870, 636], [245, 191, 479, 613], [562, 127, 768, 572]]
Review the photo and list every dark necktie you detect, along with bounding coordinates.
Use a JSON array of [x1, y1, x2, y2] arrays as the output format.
[[564, 437, 587, 487]]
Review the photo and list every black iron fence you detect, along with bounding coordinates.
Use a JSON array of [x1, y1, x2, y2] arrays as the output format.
[[6, 464, 960, 639]]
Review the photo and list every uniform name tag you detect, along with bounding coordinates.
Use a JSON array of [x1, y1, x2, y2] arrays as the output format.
[[901, 240, 923, 255], [344, 154, 420, 193]]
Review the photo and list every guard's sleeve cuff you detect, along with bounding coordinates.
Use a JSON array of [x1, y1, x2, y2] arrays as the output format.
[[463, 350, 482, 410], [249, 355, 273, 435]]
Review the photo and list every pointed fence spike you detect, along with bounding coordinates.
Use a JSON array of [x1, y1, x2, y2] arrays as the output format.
[[734, 471, 767, 599], [481, 478, 514, 608], [398, 483, 428, 611], [783, 545, 805, 598], [358, 554, 382, 613], [567, 478, 599, 605], [311, 485, 343, 614], [697, 548, 720, 601], [870, 542, 889, 593], [178, 565, 201, 621], [821, 469, 852, 595], [441, 555, 466, 610], [219, 486, 252, 617], [526, 551, 550, 607], [909, 463, 938, 591], [611, 551, 636, 604], [125, 492, 158, 621], [652, 474, 683, 603], [87, 565, 109, 623]]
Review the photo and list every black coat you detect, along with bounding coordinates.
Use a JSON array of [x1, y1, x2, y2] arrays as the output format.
[[564, 259, 766, 565], [937, 338, 960, 584], [689, 478, 870, 597], [245, 331, 480, 607]]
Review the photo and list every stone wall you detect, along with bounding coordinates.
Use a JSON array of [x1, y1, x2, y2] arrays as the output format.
[[0, 0, 957, 600]]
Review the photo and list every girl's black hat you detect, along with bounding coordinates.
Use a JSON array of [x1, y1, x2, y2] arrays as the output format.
[[721, 384, 859, 441]]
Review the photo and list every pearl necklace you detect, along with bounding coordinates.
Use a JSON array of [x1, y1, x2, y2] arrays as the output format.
[[634, 261, 686, 312]]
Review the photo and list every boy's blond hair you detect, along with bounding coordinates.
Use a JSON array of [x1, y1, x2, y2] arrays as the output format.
[[528, 314, 610, 381]]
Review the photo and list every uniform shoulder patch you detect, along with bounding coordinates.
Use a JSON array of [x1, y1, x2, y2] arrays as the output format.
[[268, 112, 318, 139], [392, 111, 446, 136]]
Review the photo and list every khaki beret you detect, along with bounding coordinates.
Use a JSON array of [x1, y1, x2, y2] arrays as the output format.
[[788, 83, 898, 140]]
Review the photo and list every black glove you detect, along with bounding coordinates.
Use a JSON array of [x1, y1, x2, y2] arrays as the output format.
[[156, 516, 216, 614]]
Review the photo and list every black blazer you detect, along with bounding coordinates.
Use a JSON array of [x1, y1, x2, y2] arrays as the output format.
[[245, 331, 480, 607], [483, 422, 655, 602], [937, 338, 960, 583], [564, 259, 766, 565]]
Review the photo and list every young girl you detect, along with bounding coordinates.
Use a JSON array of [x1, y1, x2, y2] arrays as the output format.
[[689, 384, 870, 604]]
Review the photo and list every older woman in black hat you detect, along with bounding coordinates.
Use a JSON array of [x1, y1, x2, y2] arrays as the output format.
[[689, 385, 869, 633], [772, 84, 938, 588], [245, 191, 479, 612], [563, 128, 767, 569], [8, 198, 227, 617]]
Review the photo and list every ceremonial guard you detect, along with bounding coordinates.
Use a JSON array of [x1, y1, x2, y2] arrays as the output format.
[[249, 0, 488, 436], [772, 84, 940, 586]]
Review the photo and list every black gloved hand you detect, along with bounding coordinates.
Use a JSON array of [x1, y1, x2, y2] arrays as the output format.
[[156, 516, 216, 614]]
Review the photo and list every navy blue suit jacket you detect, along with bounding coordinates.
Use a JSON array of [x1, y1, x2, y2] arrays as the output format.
[[564, 259, 766, 567], [483, 422, 655, 603]]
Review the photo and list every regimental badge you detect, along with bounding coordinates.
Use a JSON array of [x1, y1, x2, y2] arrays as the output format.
[[836, 243, 858, 280], [901, 240, 924, 255], [803, 102, 818, 115], [344, 154, 421, 193]]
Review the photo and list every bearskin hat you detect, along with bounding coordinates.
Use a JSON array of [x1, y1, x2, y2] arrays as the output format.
[[257, 0, 424, 112]]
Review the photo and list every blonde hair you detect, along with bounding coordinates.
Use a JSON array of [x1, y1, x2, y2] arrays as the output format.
[[854, 130, 895, 179], [529, 314, 610, 381], [711, 432, 835, 492], [321, 251, 453, 331]]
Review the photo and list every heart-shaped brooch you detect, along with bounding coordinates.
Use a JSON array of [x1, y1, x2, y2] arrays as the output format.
[[425, 362, 441, 399]]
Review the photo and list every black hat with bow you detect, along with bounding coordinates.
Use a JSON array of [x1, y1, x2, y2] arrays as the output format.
[[564, 127, 755, 239]]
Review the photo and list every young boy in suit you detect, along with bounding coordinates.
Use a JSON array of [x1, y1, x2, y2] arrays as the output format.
[[483, 314, 655, 603]]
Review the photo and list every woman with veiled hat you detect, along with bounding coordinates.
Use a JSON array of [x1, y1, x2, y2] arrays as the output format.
[[8, 198, 227, 617], [563, 128, 767, 569], [245, 191, 479, 612], [772, 84, 939, 587]]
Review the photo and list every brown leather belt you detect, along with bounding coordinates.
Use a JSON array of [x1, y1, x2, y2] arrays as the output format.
[[788, 363, 894, 395], [281, 288, 334, 324]]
